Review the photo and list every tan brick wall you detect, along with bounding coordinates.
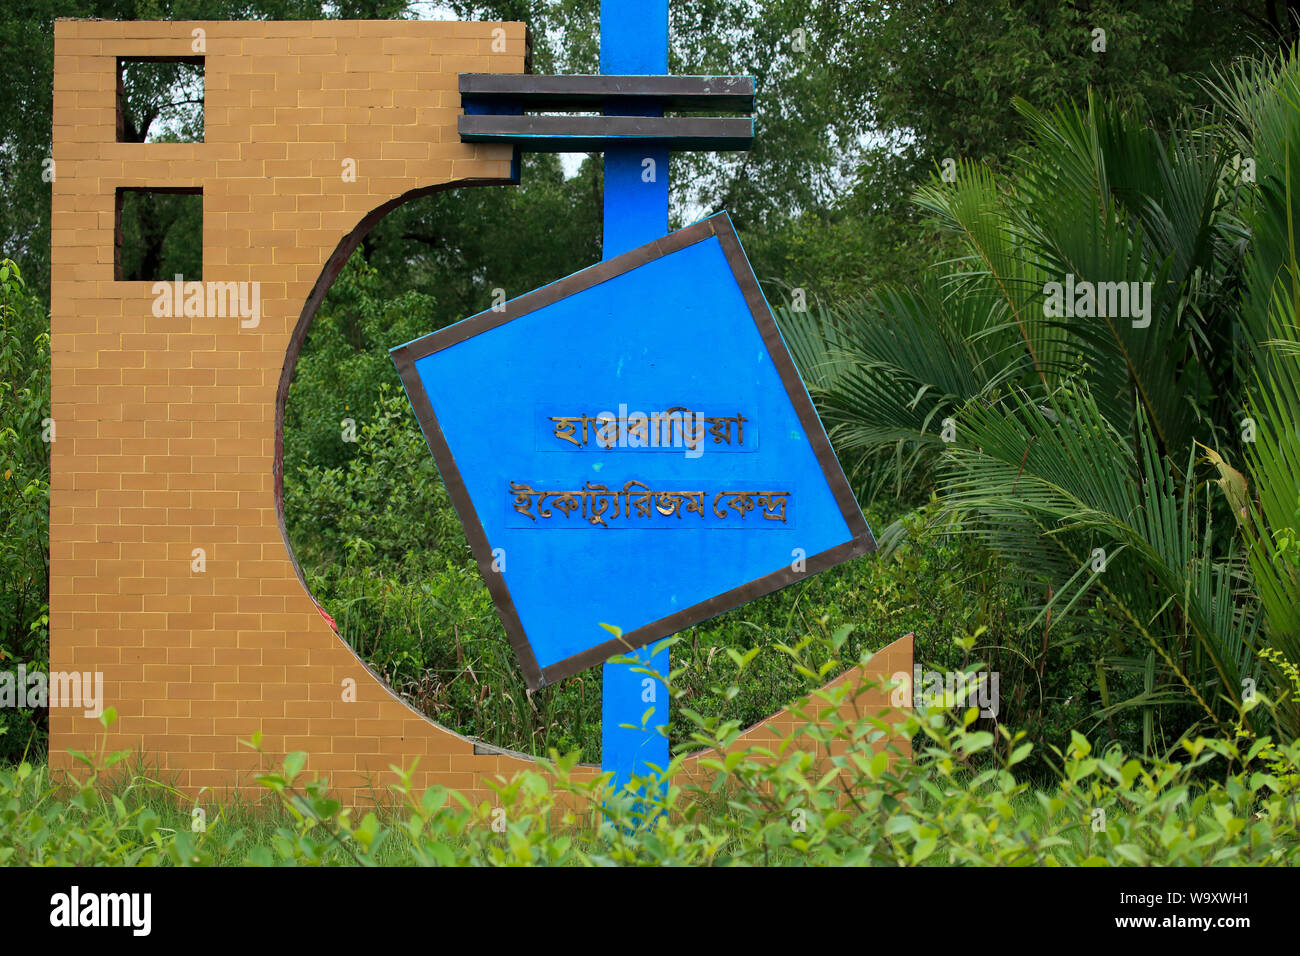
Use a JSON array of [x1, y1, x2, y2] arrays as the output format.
[[48, 18, 912, 807]]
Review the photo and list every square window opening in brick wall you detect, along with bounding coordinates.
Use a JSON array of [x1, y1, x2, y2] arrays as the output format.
[[114, 187, 202, 282], [116, 57, 204, 143]]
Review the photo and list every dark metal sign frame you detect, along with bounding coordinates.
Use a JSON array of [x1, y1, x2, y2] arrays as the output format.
[[458, 71, 755, 152], [391, 214, 875, 689]]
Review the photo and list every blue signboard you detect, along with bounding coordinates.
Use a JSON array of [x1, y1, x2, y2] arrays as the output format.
[[391, 212, 874, 689]]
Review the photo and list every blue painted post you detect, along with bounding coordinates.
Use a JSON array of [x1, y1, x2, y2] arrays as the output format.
[[600, 0, 669, 256], [600, 0, 672, 802]]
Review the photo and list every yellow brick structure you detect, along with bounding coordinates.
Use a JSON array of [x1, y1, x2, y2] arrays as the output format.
[[48, 18, 911, 805]]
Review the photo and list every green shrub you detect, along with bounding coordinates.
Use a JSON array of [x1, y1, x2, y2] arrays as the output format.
[[229, 628, 1300, 866], [0, 258, 49, 762], [5, 629, 1296, 867]]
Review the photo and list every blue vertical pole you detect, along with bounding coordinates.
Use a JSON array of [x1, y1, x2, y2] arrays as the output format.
[[600, 0, 671, 800], [600, 0, 669, 255]]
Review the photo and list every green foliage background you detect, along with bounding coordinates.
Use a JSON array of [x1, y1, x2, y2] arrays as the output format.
[[0, 262, 49, 759]]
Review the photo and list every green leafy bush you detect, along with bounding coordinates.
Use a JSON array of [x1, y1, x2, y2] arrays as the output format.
[[4, 628, 1296, 866], [0, 258, 49, 761]]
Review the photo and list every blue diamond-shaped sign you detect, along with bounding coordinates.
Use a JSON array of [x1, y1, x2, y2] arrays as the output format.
[[391, 212, 874, 689]]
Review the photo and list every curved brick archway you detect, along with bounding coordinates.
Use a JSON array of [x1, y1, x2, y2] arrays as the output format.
[[48, 17, 911, 804]]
